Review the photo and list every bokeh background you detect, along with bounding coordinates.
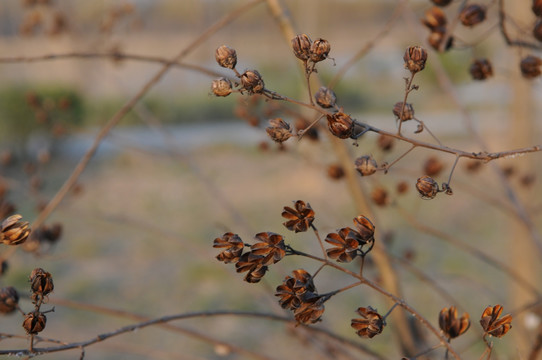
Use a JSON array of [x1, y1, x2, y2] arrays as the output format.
[[0, 0, 541, 359]]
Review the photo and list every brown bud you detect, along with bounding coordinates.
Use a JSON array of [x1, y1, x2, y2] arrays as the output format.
[[459, 5, 486, 27], [310, 38, 331, 63], [314, 87, 337, 108], [534, 20, 542, 42], [326, 111, 353, 139], [327, 164, 345, 180], [416, 175, 439, 199], [403, 46, 428, 73], [431, 0, 453, 6], [1, 214, 31, 246], [397, 181, 409, 194], [534, 0, 542, 17], [211, 78, 233, 97], [423, 156, 444, 176], [393, 102, 415, 121], [422, 7, 447, 31], [291, 34, 312, 61], [23, 311, 47, 334], [241, 70, 265, 94], [215, 45, 237, 69], [427, 31, 454, 52], [266, 118, 293, 143], [520, 55, 542, 79], [470, 59, 493, 80], [30, 268, 54, 297], [371, 187, 388, 207], [355, 155, 378, 176], [0, 286, 19, 314]]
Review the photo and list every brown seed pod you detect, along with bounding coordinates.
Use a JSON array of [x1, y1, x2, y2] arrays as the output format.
[[459, 5, 486, 27], [215, 45, 237, 69], [326, 111, 353, 139], [355, 155, 378, 176], [371, 187, 388, 206], [29, 268, 54, 297], [422, 7, 447, 31], [211, 78, 233, 97], [423, 156, 444, 176], [291, 34, 312, 61], [534, 20, 542, 42], [282, 200, 315, 233], [351, 306, 386, 338], [393, 102, 415, 121], [439, 306, 470, 340], [0, 286, 19, 314], [533, 0, 542, 17], [327, 164, 345, 180], [403, 46, 428, 73], [266, 118, 293, 143], [520, 55, 542, 79], [213, 232, 244, 264], [1, 214, 31, 246], [377, 134, 394, 152], [480, 305, 512, 338], [310, 38, 331, 63], [431, 0, 453, 6], [416, 175, 439, 199], [240, 70, 265, 94], [470, 58, 493, 80], [314, 86, 337, 108], [22, 311, 47, 334]]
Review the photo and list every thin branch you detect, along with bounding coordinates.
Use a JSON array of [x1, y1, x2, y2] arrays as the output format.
[[498, 0, 542, 50]]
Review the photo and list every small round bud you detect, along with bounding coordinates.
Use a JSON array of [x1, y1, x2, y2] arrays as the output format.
[[215, 45, 237, 69], [241, 70, 265, 94], [310, 38, 331, 63], [393, 102, 415, 121], [520, 55, 542, 79], [30, 268, 54, 297], [534, 20, 542, 42], [422, 7, 447, 31], [459, 5, 486, 27], [1, 214, 31, 246], [355, 155, 378, 176], [23, 311, 47, 334], [326, 111, 354, 139], [423, 156, 444, 176], [266, 118, 293, 143], [470, 59, 493, 80], [0, 286, 19, 314], [291, 34, 312, 61], [533, 0, 542, 17], [314, 87, 337, 108], [431, 0, 453, 6], [416, 175, 439, 199], [211, 78, 233, 97], [403, 46, 428, 73]]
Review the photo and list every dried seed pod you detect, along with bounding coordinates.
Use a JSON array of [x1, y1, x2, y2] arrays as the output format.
[[235, 253, 268, 283], [0, 286, 19, 314], [327, 164, 345, 180], [29, 268, 54, 297], [240, 70, 265, 94], [416, 175, 439, 199], [213, 232, 244, 264], [371, 187, 388, 206], [439, 306, 470, 339], [423, 156, 444, 176], [520, 55, 542, 79], [22, 311, 47, 334], [459, 5, 486, 27], [534, 20, 542, 42], [534, 0, 542, 17], [351, 306, 386, 338], [211, 78, 233, 97], [353, 215, 375, 243], [403, 46, 428, 74], [431, 0, 453, 6], [215, 45, 237, 69], [314, 86, 337, 108], [326, 111, 353, 139], [294, 295, 325, 324], [480, 305, 512, 338], [355, 155, 378, 176], [291, 34, 312, 61], [427, 31, 454, 52], [393, 102, 415, 121], [282, 200, 315, 233], [470, 58, 493, 80], [310, 38, 331, 63], [1, 214, 31, 246], [275, 269, 317, 310], [266, 118, 293, 143], [397, 181, 409, 194], [422, 7, 447, 31], [325, 228, 359, 263], [250, 232, 286, 265], [377, 134, 394, 152]]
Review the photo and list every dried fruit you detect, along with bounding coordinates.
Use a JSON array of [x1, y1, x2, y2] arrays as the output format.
[[291, 34, 312, 61], [423, 156, 444, 176], [403, 46, 428, 74], [325, 228, 360, 262], [377, 134, 394, 152], [211, 78, 233, 97], [29, 268, 54, 297], [393, 102, 415, 121], [0, 286, 19, 314], [397, 181, 409, 194], [275, 269, 316, 310], [294, 295, 325, 324], [351, 306, 386, 338], [213, 232, 244, 264], [327, 164, 345, 180], [314, 87, 337, 108], [1, 214, 31, 246], [480, 305, 512, 338], [23, 311, 47, 334], [371, 186, 388, 206], [310, 38, 331, 63], [215, 45, 237, 69], [326, 111, 353, 139], [416, 175, 439, 199], [235, 252, 268, 283], [520, 55, 542, 79], [241, 70, 265, 94], [470, 59, 493, 80], [355, 155, 378, 176], [422, 7, 447, 31], [282, 200, 315, 233], [266, 118, 293, 143], [353, 215, 376, 244], [439, 306, 470, 339], [534, 20, 542, 42], [459, 5, 486, 27], [250, 232, 286, 265]]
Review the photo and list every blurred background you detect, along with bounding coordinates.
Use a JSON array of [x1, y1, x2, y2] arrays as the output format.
[[0, 0, 541, 359]]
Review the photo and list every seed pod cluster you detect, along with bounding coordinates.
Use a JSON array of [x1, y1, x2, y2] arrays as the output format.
[[421, 7, 453, 51], [291, 34, 331, 64]]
